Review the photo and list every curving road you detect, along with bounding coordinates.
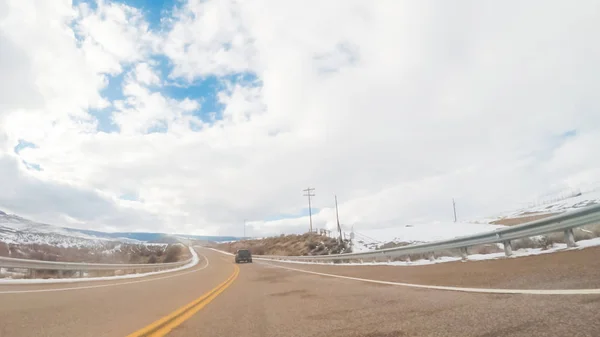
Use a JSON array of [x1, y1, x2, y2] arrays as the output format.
[[1, 247, 600, 336]]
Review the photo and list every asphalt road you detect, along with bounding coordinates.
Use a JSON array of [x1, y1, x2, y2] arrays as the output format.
[[1, 247, 600, 337]]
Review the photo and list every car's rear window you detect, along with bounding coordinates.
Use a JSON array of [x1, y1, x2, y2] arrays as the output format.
[[238, 250, 250, 256]]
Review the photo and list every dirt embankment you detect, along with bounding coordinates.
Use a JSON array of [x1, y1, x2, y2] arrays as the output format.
[[215, 233, 350, 256], [491, 213, 558, 226]]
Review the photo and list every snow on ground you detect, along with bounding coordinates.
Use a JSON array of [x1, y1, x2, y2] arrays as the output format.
[[0, 212, 140, 248], [262, 237, 600, 267], [0, 246, 199, 284], [349, 189, 600, 252], [510, 190, 600, 216], [491, 189, 600, 220]]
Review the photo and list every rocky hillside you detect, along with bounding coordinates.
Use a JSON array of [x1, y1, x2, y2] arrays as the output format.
[[215, 233, 350, 256]]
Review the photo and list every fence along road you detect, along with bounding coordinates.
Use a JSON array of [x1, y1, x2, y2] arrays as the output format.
[[0, 248, 194, 278], [257, 203, 600, 262]]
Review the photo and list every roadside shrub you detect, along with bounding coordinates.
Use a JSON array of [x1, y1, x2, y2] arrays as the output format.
[[0, 242, 9, 257], [148, 255, 158, 264], [164, 245, 183, 263]]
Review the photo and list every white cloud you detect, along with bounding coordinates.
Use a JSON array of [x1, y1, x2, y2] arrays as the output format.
[[134, 62, 161, 86], [163, 0, 257, 79], [1, 0, 600, 238]]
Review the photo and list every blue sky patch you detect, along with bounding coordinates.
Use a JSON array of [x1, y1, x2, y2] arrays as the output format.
[[528, 129, 580, 162], [101, 71, 127, 102], [151, 55, 172, 80], [74, 0, 177, 31], [119, 192, 139, 201], [89, 108, 119, 133], [163, 77, 224, 122], [163, 72, 259, 124], [73, 0, 98, 10], [561, 129, 577, 138], [92, 71, 127, 133], [14, 139, 37, 154], [112, 0, 178, 31], [147, 122, 169, 134], [23, 161, 42, 171]]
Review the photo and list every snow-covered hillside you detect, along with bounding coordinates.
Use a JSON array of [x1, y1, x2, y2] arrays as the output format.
[[349, 189, 600, 252], [0, 210, 242, 249], [0, 211, 140, 248], [502, 189, 600, 218], [349, 222, 505, 252]]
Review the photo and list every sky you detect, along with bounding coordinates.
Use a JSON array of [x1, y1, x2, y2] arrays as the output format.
[[1, 0, 600, 237]]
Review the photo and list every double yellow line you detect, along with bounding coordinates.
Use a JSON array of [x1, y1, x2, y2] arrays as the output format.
[[127, 264, 240, 337]]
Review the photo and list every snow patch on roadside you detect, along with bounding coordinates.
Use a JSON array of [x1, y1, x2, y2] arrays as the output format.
[[0, 246, 199, 284]]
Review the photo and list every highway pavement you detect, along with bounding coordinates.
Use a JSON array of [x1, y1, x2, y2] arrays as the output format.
[[1, 247, 600, 336]]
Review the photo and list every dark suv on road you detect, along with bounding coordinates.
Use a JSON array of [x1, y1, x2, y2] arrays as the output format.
[[235, 249, 252, 263]]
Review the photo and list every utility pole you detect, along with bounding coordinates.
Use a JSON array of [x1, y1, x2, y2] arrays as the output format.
[[303, 187, 315, 233], [453, 198, 457, 223], [335, 195, 343, 242], [243, 219, 247, 238]]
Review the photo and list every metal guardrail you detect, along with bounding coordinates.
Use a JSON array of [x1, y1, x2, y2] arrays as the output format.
[[0, 256, 191, 271], [0, 251, 193, 278], [257, 203, 600, 262]]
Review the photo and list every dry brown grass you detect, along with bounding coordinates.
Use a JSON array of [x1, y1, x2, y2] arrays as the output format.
[[508, 224, 600, 251], [0, 241, 189, 264], [469, 244, 504, 255], [491, 213, 558, 226], [378, 241, 412, 250], [575, 223, 600, 239], [214, 233, 350, 256]]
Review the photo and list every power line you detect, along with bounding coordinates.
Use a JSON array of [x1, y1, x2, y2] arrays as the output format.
[[303, 187, 315, 232]]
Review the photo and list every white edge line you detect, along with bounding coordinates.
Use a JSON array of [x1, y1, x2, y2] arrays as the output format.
[[259, 261, 600, 295], [0, 253, 210, 294]]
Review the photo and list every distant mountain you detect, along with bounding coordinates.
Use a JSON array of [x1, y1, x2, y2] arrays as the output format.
[[0, 212, 125, 248], [0, 210, 242, 247], [63, 228, 165, 242], [67, 229, 241, 243], [177, 234, 241, 242]]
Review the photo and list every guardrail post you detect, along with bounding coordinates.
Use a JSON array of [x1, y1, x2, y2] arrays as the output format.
[[564, 229, 576, 247], [503, 240, 513, 257], [460, 247, 468, 260], [58, 270, 64, 278]]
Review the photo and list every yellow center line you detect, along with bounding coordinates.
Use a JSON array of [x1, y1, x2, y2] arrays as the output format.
[[126, 264, 240, 337]]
